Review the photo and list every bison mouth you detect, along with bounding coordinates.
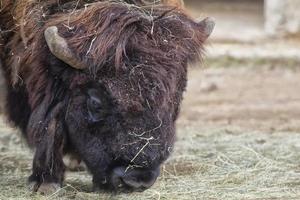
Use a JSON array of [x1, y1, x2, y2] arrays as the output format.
[[94, 166, 160, 192]]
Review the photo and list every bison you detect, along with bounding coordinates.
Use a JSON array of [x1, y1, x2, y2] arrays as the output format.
[[0, 0, 214, 194]]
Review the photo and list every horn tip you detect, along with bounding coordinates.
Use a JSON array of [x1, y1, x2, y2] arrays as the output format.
[[196, 17, 216, 37], [44, 26, 58, 38]]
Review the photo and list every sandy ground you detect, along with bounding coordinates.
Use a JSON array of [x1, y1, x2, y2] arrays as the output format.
[[181, 64, 300, 132], [1, 62, 300, 199]]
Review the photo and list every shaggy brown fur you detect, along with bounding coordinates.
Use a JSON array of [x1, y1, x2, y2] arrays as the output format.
[[0, 0, 210, 193]]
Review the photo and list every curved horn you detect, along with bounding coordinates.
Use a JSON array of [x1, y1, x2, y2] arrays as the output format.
[[44, 26, 86, 69], [197, 17, 215, 39]]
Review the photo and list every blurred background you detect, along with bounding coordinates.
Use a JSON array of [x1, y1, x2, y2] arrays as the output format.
[[179, 0, 300, 132], [187, 0, 300, 41], [1, 0, 300, 199]]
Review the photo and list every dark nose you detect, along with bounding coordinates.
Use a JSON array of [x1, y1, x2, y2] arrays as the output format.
[[111, 166, 160, 191]]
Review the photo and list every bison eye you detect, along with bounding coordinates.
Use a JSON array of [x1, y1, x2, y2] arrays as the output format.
[[89, 96, 102, 109], [87, 89, 105, 122]]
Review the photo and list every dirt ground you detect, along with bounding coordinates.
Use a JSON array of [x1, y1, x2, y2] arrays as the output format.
[[181, 62, 300, 132], [1, 61, 300, 199]]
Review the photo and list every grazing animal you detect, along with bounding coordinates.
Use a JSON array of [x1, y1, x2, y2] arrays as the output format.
[[0, 0, 214, 194]]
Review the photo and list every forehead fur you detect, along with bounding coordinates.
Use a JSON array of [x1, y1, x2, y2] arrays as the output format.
[[48, 2, 206, 71], [44, 1, 207, 98]]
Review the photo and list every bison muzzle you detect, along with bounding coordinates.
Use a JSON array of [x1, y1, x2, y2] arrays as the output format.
[[0, 0, 214, 194]]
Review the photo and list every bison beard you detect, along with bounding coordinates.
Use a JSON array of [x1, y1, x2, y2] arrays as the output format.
[[0, 0, 214, 194]]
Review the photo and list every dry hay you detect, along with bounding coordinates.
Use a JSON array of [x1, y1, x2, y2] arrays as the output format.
[[1, 116, 300, 200]]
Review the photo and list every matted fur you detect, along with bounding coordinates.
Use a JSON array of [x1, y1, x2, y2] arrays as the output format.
[[0, 0, 209, 192]]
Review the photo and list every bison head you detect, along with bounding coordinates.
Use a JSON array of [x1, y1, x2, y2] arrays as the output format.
[[39, 2, 214, 192]]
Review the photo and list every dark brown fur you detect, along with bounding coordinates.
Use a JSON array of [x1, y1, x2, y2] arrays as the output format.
[[0, 0, 207, 192]]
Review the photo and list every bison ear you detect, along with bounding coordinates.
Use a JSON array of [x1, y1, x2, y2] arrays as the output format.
[[44, 26, 86, 70], [196, 17, 215, 40]]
